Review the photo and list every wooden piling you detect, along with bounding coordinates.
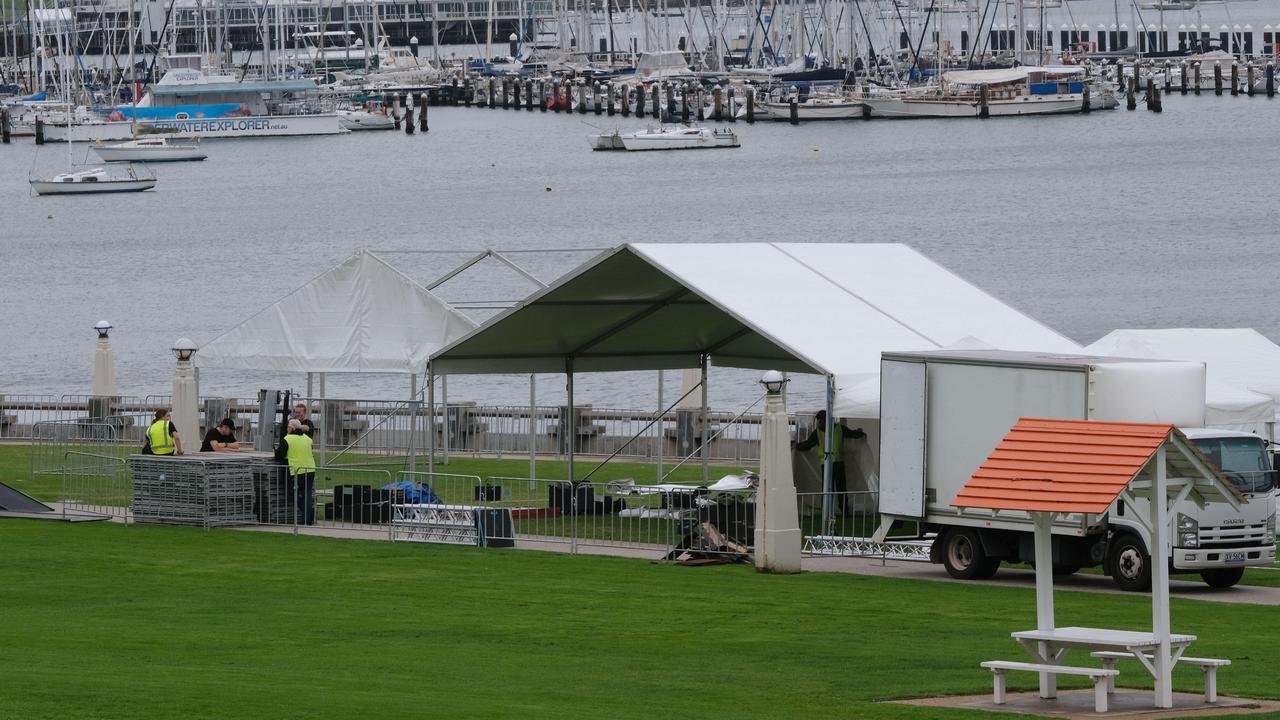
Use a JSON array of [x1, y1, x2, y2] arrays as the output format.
[[1081, 84, 1091, 113], [1152, 86, 1162, 113], [34, 118, 44, 145], [451, 78, 459, 106], [1268, 63, 1276, 97], [1163, 62, 1171, 92], [652, 84, 660, 121], [696, 87, 705, 121], [502, 79, 510, 109], [681, 84, 690, 123], [404, 100, 415, 134], [1180, 61, 1188, 95], [577, 81, 587, 114], [666, 83, 675, 121], [636, 84, 646, 118], [978, 83, 990, 118], [1214, 62, 1223, 96], [726, 86, 736, 122], [1116, 61, 1124, 87], [1126, 77, 1137, 110], [1248, 64, 1256, 97], [1230, 62, 1239, 96], [746, 86, 755, 123], [488, 78, 496, 108], [419, 94, 429, 131], [511, 79, 519, 108], [592, 82, 601, 115], [464, 79, 472, 107], [551, 82, 560, 113], [1145, 78, 1155, 110], [789, 87, 799, 125], [621, 86, 630, 116], [1, 110, 10, 144], [1194, 63, 1201, 95], [390, 94, 402, 129], [539, 81, 548, 112], [713, 85, 722, 121], [607, 84, 616, 116]]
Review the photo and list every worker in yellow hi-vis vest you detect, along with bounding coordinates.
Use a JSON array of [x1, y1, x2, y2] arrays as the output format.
[[794, 410, 864, 515], [141, 409, 184, 456], [274, 418, 316, 525]]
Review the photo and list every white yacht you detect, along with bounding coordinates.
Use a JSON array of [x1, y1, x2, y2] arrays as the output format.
[[30, 165, 156, 195], [92, 136, 208, 162], [865, 67, 1086, 118], [619, 126, 740, 151]]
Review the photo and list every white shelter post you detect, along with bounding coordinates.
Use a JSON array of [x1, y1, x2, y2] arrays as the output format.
[[407, 372, 418, 474], [306, 372, 313, 399], [426, 364, 436, 476], [1033, 511, 1057, 699], [1152, 444, 1173, 708], [700, 353, 709, 484]]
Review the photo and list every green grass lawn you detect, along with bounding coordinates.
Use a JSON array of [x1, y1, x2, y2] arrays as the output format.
[[2, 520, 1279, 720]]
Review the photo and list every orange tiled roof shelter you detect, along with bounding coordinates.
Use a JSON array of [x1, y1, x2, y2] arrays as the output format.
[[953, 417, 1245, 710], [954, 419, 1179, 515]]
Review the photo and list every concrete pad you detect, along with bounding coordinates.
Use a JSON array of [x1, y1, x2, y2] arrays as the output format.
[[890, 690, 1277, 719]]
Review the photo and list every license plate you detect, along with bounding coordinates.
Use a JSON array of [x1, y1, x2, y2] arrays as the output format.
[[1225, 552, 1246, 563]]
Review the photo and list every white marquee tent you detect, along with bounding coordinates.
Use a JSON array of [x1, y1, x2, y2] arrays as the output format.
[[429, 242, 1082, 487], [1086, 329, 1280, 430], [198, 249, 477, 377]]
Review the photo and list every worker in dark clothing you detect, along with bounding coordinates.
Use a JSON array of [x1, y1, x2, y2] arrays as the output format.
[[794, 410, 864, 514], [200, 418, 240, 452], [274, 418, 317, 524]]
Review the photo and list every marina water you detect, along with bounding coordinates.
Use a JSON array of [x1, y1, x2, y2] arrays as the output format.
[[1, 93, 1276, 411]]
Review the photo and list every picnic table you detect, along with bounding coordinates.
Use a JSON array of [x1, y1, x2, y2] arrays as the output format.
[[1011, 626, 1197, 703]]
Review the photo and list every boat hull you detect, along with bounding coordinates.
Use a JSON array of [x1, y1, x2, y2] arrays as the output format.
[[338, 111, 396, 131], [43, 113, 344, 141], [759, 101, 865, 120], [866, 93, 1084, 118], [92, 146, 207, 162], [30, 178, 156, 195], [621, 135, 739, 151]]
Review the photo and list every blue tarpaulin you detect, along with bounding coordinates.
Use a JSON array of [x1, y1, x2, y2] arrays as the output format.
[[384, 481, 441, 505]]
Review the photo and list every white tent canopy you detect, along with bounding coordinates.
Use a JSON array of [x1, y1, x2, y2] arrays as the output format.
[[1086, 329, 1280, 427], [431, 242, 1082, 417], [199, 250, 477, 375]]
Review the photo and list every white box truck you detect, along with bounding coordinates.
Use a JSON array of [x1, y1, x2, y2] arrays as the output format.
[[876, 350, 1277, 591]]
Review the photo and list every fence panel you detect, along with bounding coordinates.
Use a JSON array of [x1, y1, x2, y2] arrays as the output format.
[[61, 451, 131, 521]]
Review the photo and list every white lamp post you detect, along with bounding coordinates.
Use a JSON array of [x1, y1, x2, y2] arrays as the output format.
[[171, 337, 200, 450], [755, 370, 802, 573], [91, 320, 118, 398]]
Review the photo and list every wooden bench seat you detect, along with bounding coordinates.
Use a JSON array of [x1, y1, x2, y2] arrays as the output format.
[[981, 660, 1119, 712], [1090, 651, 1231, 702]]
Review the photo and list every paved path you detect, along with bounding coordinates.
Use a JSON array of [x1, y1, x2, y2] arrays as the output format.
[[802, 555, 1280, 606]]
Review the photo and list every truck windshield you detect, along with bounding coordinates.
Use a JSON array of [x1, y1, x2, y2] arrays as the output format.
[[1191, 437, 1274, 494]]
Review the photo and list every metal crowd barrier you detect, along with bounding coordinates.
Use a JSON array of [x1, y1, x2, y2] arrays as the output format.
[[61, 451, 131, 522]]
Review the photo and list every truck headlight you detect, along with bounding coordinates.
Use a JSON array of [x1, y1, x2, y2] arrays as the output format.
[[1177, 513, 1198, 532], [1268, 513, 1276, 537], [1180, 532, 1199, 548]]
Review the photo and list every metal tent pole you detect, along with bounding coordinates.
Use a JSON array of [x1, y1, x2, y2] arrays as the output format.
[[442, 374, 450, 464], [656, 369, 664, 483], [529, 373, 536, 489], [1152, 444, 1173, 708], [408, 372, 417, 474], [700, 353, 709, 485], [566, 358, 575, 484], [426, 363, 435, 475], [822, 374, 835, 526]]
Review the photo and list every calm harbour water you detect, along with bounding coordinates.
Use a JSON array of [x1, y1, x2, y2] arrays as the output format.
[[1, 93, 1277, 411]]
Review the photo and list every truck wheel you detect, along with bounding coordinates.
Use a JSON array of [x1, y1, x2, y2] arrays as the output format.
[[1199, 567, 1245, 589], [1107, 535, 1152, 592], [941, 529, 1000, 580]]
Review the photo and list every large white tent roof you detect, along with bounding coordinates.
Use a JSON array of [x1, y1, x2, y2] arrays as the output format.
[[431, 243, 1081, 416], [1086, 328, 1280, 426], [198, 250, 477, 374]]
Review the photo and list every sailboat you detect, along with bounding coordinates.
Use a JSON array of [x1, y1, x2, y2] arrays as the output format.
[[28, 0, 158, 195]]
